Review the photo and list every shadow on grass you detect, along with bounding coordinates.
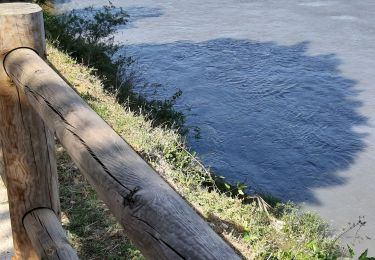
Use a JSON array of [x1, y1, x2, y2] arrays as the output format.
[[56, 147, 143, 259]]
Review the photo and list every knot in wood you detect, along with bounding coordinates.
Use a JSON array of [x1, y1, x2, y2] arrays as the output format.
[[123, 186, 141, 208]]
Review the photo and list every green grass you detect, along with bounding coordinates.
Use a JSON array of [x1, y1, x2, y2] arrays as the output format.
[[57, 147, 143, 259], [47, 43, 348, 259]]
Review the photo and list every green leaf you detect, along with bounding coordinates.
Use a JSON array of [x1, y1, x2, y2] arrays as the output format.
[[243, 232, 258, 242], [359, 250, 368, 260], [359, 249, 375, 260], [347, 245, 354, 258]]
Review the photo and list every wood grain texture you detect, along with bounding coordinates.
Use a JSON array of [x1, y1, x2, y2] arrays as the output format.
[[0, 3, 45, 83], [0, 79, 61, 260], [0, 147, 5, 186], [0, 2, 44, 186], [0, 2, 43, 186], [5, 48, 241, 260], [0, 4, 60, 259], [23, 208, 79, 260]]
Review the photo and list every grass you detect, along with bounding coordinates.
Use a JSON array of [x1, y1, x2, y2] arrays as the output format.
[[57, 147, 143, 259], [47, 43, 347, 259]]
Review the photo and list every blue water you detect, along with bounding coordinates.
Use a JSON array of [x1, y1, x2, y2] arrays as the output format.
[[127, 39, 364, 204], [56, 0, 375, 252]]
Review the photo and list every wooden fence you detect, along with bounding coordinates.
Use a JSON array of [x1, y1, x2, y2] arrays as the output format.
[[0, 3, 240, 260]]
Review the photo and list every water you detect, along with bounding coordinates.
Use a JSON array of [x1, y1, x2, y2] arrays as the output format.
[[56, 0, 375, 253]]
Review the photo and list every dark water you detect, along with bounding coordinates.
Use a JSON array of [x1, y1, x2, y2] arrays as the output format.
[[127, 39, 365, 204], [57, 0, 375, 252]]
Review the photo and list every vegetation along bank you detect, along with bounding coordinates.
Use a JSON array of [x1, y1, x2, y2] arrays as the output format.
[[36, 1, 361, 258]]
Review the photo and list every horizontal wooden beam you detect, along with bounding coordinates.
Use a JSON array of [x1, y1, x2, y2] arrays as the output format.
[[4, 48, 240, 260], [23, 208, 79, 260]]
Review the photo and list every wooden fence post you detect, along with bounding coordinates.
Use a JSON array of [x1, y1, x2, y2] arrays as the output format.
[[0, 3, 60, 259], [0, 148, 5, 186]]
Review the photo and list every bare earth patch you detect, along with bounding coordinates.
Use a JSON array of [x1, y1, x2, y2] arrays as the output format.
[[0, 179, 12, 259]]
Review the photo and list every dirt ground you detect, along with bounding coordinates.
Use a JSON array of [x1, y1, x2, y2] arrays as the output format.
[[0, 179, 12, 260]]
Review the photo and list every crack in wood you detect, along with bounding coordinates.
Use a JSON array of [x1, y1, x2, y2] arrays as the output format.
[[145, 230, 186, 260], [24, 85, 75, 129], [18, 79, 173, 255], [22, 85, 133, 194]]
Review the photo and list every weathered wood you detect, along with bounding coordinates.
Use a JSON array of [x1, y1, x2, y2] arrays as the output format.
[[23, 208, 79, 260], [0, 148, 5, 186], [0, 3, 46, 83], [0, 3, 60, 259], [4, 47, 241, 260]]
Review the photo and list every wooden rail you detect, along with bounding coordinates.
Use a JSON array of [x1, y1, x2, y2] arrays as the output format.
[[0, 3, 240, 259], [23, 208, 79, 259]]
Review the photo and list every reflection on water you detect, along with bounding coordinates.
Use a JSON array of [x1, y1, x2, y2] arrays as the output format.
[[124, 39, 366, 204]]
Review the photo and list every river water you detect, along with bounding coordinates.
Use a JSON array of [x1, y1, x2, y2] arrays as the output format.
[[56, 0, 375, 253]]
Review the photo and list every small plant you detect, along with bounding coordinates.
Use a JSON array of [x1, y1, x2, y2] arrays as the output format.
[[332, 216, 367, 245], [58, 4, 128, 44], [359, 249, 375, 260], [43, 2, 185, 130]]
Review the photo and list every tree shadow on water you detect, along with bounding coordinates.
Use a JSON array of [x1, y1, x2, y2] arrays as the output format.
[[122, 39, 368, 205]]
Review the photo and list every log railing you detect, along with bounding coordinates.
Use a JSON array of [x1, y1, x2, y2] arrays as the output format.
[[0, 3, 240, 259]]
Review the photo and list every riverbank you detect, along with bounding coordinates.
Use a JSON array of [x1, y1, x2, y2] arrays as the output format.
[[40, 1, 349, 258], [29, 0, 364, 259], [48, 42, 346, 259], [53, 0, 375, 254]]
